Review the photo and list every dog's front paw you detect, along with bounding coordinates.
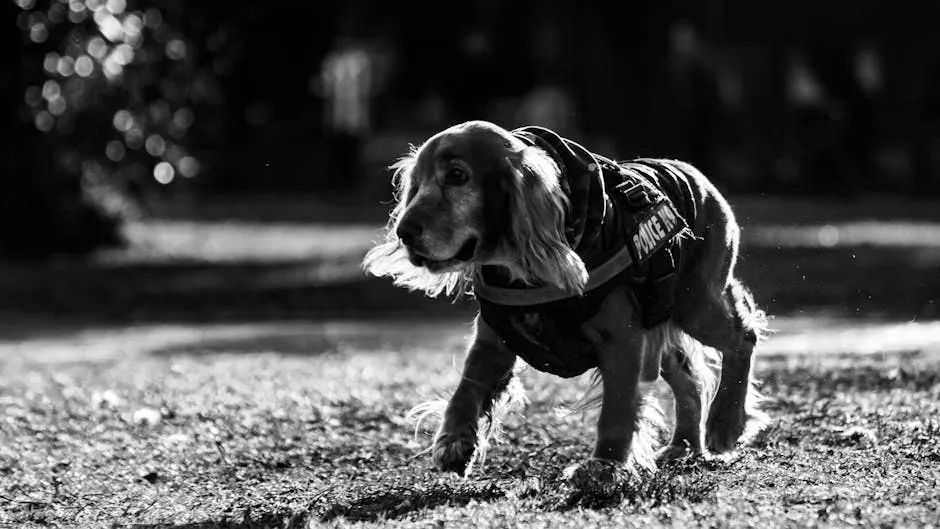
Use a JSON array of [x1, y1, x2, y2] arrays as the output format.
[[655, 443, 702, 464], [705, 402, 747, 453], [432, 429, 478, 476], [563, 459, 631, 504]]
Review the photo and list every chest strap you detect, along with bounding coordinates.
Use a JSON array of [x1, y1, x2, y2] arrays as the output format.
[[473, 246, 634, 306]]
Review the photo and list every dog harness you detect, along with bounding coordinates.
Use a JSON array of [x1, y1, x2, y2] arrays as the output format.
[[474, 126, 696, 378]]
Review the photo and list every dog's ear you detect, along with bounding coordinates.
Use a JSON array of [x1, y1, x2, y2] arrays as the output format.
[[387, 146, 419, 227], [504, 147, 588, 292]]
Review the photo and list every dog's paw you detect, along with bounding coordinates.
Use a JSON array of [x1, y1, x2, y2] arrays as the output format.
[[432, 430, 478, 476], [705, 404, 747, 453], [655, 443, 702, 463], [563, 459, 631, 503]]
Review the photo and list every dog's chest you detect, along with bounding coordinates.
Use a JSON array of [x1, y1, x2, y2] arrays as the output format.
[[504, 311, 597, 375], [479, 285, 620, 378]]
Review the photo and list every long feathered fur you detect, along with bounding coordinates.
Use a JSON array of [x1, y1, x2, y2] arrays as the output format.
[[408, 370, 528, 471], [362, 147, 476, 297], [502, 147, 588, 292], [556, 321, 722, 472], [362, 142, 588, 297]]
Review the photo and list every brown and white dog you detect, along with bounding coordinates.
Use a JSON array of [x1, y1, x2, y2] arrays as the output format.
[[363, 120, 769, 478]]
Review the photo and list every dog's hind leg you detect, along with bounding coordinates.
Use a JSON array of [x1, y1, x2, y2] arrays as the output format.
[[427, 315, 520, 476], [671, 182, 768, 453], [676, 278, 767, 453], [576, 286, 661, 471], [657, 344, 706, 461]]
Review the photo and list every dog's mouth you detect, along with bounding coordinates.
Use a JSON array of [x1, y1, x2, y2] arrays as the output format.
[[408, 237, 478, 270], [453, 237, 478, 262]]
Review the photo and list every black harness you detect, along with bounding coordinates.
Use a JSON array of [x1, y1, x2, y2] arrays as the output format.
[[474, 127, 694, 378]]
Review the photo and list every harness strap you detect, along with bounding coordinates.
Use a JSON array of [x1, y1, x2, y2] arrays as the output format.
[[473, 246, 634, 306]]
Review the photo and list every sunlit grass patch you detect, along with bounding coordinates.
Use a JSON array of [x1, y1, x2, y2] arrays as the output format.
[[3, 341, 940, 528]]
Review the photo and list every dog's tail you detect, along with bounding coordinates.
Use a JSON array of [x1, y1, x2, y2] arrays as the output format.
[[730, 278, 772, 342]]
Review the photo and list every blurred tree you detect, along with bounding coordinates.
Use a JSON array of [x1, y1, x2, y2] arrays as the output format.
[[1, 0, 220, 257], [1, 0, 121, 256]]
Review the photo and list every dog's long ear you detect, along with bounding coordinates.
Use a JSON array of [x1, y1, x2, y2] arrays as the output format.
[[362, 146, 470, 297], [504, 147, 588, 292]]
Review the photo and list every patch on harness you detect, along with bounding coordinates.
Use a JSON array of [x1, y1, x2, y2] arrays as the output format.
[[629, 202, 684, 264]]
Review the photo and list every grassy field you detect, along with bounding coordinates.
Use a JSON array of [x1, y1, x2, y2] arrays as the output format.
[[1, 195, 939, 528], [2, 334, 939, 528]]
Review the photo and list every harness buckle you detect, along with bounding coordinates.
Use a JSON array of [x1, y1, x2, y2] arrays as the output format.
[[614, 180, 653, 209]]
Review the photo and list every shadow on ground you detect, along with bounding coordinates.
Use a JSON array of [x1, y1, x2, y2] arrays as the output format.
[[1, 196, 938, 343], [1, 242, 935, 329], [0, 257, 475, 329]]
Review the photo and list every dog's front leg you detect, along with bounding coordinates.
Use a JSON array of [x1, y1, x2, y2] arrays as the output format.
[[592, 325, 645, 463], [434, 315, 517, 476], [564, 289, 650, 496]]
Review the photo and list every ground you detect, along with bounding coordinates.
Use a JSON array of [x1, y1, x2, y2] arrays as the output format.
[[1, 195, 939, 528]]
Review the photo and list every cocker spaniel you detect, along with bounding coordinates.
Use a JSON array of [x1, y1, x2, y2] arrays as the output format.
[[363, 120, 769, 480]]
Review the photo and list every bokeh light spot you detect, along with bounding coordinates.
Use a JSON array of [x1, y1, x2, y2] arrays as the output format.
[[48, 3, 67, 23], [87, 36, 108, 59], [56, 56, 76, 77], [166, 39, 187, 60], [42, 80, 61, 101], [154, 161, 175, 184], [16, 0, 37, 10], [143, 7, 162, 29], [103, 55, 123, 79], [25, 86, 43, 107], [145, 134, 166, 157], [178, 156, 200, 178], [123, 19, 143, 47], [98, 13, 124, 42], [818, 225, 840, 247], [75, 55, 95, 77], [43, 52, 60, 74], [125, 128, 144, 149], [105, 139, 126, 161], [113, 43, 134, 65], [35, 111, 54, 132], [106, 0, 126, 15], [112, 109, 133, 131], [67, 8, 87, 23], [173, 107, 194, 129], [30, 23, 49, 43], [69, 0, 85, 13], [48, 97, 67, 116], [165, 144, 184, 165]]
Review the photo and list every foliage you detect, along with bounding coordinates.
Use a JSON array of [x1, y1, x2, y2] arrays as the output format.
[[12, 0, 225, 206]]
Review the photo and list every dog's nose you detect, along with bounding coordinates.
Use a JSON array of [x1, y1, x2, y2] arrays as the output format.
[[396, 218, 423, 247]]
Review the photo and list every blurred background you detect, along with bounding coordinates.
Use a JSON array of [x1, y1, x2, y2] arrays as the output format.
[[2, 0, 939, 352]]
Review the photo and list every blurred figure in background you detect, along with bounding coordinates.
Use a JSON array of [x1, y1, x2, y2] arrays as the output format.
[[517, 73, 579, 137], [663, 20, 721, 176], [517, 6, 580, 137], [316, 31, 375, 192], [793, 12, 878, 195]]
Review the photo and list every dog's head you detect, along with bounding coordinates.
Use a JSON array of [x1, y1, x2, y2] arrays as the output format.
[[363, 120, 588, 297]]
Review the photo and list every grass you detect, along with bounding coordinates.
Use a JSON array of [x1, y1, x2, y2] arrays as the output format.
[[2, 341, 940, 528], [1, 195, 939, 527]]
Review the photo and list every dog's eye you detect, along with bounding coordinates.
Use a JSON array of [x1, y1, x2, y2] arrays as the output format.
[[444, 168, 469, 186]]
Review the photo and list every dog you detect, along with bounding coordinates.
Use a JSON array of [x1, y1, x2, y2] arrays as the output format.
[[363, 120, 769, 479]]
